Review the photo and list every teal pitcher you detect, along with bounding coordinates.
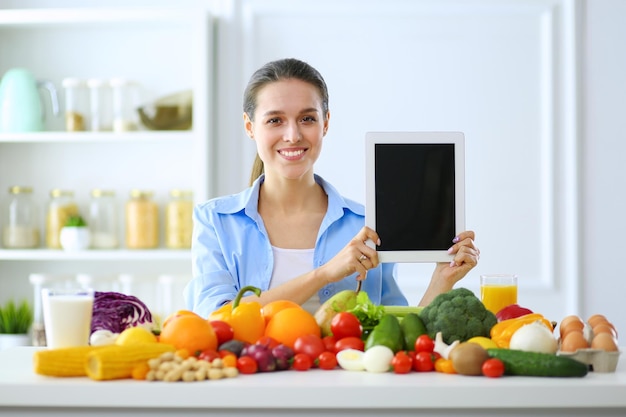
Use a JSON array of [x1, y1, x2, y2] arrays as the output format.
[[0, 68, 59, 132]]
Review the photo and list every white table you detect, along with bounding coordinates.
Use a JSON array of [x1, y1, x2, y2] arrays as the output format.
[[0, 347, 624, 417]]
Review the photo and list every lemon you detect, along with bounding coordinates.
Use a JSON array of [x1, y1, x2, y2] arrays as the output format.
[[466, 336, 498, 350], [115, 326, 158, 346]]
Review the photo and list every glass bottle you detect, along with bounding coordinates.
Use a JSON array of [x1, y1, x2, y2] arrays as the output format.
[[165, 189, 193, 249], [2, 186, 40, 249], [61, 77, 87, 132], [88, 189, 118, 249], [45, 189, 79, 249], [125, 189, 158, 249]]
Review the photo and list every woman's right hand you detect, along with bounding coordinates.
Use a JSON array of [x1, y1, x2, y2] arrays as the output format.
[[318, 226, 381, 284]]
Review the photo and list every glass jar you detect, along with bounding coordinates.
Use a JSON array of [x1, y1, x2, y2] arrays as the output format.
[[165, 189, 193, 249], [88, 189, 118, 249], [45, 189, 79, 249], [2, 186, 40, 249], [110, 78, 139, 132], [125, 190, 158, 249], [62, 77, 87, 132], [87, 78, 112, 132]]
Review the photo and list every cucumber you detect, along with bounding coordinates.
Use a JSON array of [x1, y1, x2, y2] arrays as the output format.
[[486, 348, 588, 377]]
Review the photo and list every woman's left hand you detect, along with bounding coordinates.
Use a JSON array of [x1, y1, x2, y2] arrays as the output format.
[[438, 230, 480, 285]]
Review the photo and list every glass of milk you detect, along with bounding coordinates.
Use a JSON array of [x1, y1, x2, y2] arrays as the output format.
[[41, 288, 94, 349]]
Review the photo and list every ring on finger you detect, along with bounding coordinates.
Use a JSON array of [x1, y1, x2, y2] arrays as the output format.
[[359, 254, 367, 262]]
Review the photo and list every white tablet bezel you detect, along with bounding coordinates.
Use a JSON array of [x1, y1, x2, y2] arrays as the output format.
[[365, 131, 465, 263]]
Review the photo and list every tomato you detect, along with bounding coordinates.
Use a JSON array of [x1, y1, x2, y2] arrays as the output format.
[[482, 358, 505, 378], [209, 320, 234, 345], [197, 349, 220, 363], [293, 334, 326, 362], [317, 351, 338, 370], [330, 312, 363, 340], [414, 334, 435, 353], [434, 358, 456, 374], [255, 336, 280, 350], [292, 352, 313, 371], [391, 351, 412, 374], [334, 336, 365, 352], [236, 356, 258, 374], [322, 335, 337, 353], [412, 351, 435, 372]]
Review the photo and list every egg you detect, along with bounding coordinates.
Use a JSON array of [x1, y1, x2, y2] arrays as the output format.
[[559, 315, 584, 339], [336, 348, 365, 371], [592, 323, 618, 339], [590, 332, 618, 351], [560, 330, 588, 352], [587, 314, 608, 328]]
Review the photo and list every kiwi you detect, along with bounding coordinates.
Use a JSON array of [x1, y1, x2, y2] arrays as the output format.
[[449, 342, 489, 376]]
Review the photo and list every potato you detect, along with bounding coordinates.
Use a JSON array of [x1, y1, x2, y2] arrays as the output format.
[[449, 342, 489, 376]]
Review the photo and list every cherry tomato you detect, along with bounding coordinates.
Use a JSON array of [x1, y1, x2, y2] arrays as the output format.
[[292, 352, 313, 371], [434, 358, 456, 374], [482, 358, 505, 378], [391, 351, 413, 374], [334, 336, 365, 352], [236, 356, 258, 374], [322, 335, 337, 353], [209, 320, 234, 345], [317, 351, 338, 370], [330, 312, 363, 340], [414, 334, 435, 353], [255, 336, 280, 350], [197, 349, 220, 363], [413, 351, 435, 372], [293, 334, 326, 362]]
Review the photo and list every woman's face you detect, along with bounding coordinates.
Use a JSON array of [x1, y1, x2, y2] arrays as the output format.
[[245, 78, 329, 181]]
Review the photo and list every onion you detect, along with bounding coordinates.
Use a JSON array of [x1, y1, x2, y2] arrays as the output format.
[[509, 320, 558, 354]]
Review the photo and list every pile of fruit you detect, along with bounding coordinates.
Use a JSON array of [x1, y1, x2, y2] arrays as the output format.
[[33, 286, 620, 381]]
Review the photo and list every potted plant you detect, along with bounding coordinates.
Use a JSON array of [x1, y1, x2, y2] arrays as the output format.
[[59, 214, 90, 251], [0, 299, 33, 349]]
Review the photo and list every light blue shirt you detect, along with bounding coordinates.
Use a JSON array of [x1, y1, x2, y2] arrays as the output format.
[[184, 174, 408, 317]]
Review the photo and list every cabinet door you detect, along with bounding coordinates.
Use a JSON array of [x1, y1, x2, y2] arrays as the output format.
[[227, 0, 580, 318]]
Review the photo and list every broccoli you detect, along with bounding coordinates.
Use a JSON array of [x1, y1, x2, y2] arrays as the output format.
[[419, 287, 497, 345]]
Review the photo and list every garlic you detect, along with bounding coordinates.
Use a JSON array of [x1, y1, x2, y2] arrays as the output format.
[[89, 329, 119, 346], [434, 331, 460, 359]]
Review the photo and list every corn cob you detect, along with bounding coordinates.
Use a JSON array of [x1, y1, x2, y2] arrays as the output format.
[[33, 346, 105, 377], [85, 343, 175, 381]]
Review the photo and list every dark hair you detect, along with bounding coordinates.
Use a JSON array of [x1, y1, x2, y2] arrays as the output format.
[[244, 58, 329, 185]]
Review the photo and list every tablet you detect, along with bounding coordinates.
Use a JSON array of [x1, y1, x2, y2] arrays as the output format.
[[365, 131, 465, 263]]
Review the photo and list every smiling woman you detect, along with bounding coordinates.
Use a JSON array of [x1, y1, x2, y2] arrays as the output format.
[[184, 58, 480, 318]]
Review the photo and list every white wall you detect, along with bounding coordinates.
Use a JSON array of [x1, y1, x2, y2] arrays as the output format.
[[582, 0, 626, 338]]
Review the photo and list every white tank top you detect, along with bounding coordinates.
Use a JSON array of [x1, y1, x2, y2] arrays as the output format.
[[269, 246, 320, 315]]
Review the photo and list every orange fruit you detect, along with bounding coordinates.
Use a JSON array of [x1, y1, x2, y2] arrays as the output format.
[[162, 309, 198, 329], [264, 307, 321, 349], [261, 300, 302, 325], [159, 313, 217, 355]]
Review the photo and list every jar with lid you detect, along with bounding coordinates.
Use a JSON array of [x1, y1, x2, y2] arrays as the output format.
[[2, 186, 40, 249], [87, 78, 112, 132], [110, 78, 139, 132], [165, 189, 193, 249], [46, 189, 79, 249], [125, 190, 158, 249], [61, 77, 87, 132], [88, 189, 118, 249]]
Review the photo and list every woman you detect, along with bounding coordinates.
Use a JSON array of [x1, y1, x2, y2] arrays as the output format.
[[184, 58, 479, 317]]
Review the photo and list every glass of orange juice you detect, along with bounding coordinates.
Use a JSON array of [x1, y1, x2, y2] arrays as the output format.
[[480, 274, 518, 315]]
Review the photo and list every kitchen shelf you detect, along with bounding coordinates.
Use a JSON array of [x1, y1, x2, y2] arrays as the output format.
[[0, 131, 194, 143], [0, 249, 190, 261]]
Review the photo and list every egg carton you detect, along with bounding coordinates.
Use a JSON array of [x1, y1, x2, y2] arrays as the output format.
[[557, 348, 621, 373]]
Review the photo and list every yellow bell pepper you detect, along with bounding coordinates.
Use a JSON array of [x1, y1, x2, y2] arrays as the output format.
[[490, 313, 553, 348], [209, 286, 265, 344]]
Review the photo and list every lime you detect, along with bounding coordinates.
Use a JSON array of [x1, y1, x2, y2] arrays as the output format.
[[466, 336, 498, 350], [115, 326, 158, 346]]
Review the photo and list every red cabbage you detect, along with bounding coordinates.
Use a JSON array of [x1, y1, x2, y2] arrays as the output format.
[[91, 291, 154, 334]]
